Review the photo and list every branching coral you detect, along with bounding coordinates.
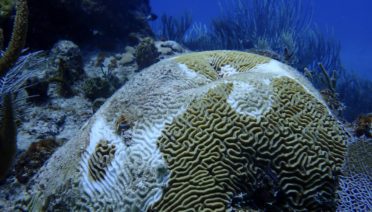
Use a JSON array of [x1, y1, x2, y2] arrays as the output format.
[[0, 0, 15, 20], [0, 0, 35, 181], [0, 93, 16, 180], [0, 0, 28, 78], [304, 62, 344, 116], [0, 51, 43, 180]]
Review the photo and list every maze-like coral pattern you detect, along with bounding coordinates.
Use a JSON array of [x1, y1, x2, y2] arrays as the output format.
[[175, 51, 270, 80], [88, 139, 116, 181], [338, 139, 372, 211], [20, 51, 348, 211], [153, 77, 346, 211]]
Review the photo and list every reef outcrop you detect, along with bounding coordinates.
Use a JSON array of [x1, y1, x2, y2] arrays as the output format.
[[18, 51, 347, 211]]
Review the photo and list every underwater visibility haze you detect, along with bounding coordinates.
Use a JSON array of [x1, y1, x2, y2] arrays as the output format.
[[0, 0, 371, 211]]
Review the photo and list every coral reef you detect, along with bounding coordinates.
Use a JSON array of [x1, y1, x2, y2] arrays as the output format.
[[354, 114, 372, 138], [17, 95, 92, 151], [337, 138, 372, 211], [15, 138, 60, 184], [87, 139, 116, 181], [0, 94, 16, 180], [48, 40, 84, 97], [82, 77, 113, 101], [49, 40, 84, 82], [50, 59, 74, 97], [173, 51, 270, 79], [304, 63, 345, 117], [0, 0, 28, 77], [118, 52, 135, 65], [155, 40, 186, 59], [0, 0, 15, 20], [18, 51, 347, 211], [0, 0, 29, 181], [135, 37, 159, 69], [83, 51, 122, 101]]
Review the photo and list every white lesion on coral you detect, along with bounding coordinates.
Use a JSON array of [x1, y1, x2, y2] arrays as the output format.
[[218, 64, 238, 78], [262, 78, 271, 85], [227, 80, 273, 119], [79, 89, 193, 210], [177, 63, 199, 78], [80, 115, 125, 196], [177, 63, 211, 84], [250, 59, 332, 115]]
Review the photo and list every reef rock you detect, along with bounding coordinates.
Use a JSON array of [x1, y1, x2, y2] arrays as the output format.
[[19, 51, 347, 211], [49, 40, 84, 81], [155, 40, 186, 57], [15, 138, 61, 184]]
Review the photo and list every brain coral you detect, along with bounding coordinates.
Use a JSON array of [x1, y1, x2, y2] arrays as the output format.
[[337, 138, 372, 211], [19, 51, 347, 211]]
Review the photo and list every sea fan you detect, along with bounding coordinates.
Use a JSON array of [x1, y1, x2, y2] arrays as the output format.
[[0, 50, 45, 119]]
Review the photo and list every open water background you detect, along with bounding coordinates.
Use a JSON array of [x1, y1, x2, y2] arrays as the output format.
[[151, 0, 372, 80]]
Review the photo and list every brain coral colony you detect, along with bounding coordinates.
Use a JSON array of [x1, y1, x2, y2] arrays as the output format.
[[18, 51, 348, 211]]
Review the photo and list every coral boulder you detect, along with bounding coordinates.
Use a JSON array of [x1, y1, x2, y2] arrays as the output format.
[[19, 51, 347, 211]]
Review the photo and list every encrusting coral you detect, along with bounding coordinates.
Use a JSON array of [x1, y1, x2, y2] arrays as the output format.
[[18, 51, 348, 211]]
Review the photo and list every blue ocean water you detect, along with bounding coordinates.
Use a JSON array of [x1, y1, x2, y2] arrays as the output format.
[[151, 0, 372, 80]]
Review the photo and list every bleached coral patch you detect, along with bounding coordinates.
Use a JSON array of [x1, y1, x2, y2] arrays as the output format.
[[218, 64, 238, 78], [227, 80, 273, 119], [250, 59, 328, 108], [78, 114, 171, 211]]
